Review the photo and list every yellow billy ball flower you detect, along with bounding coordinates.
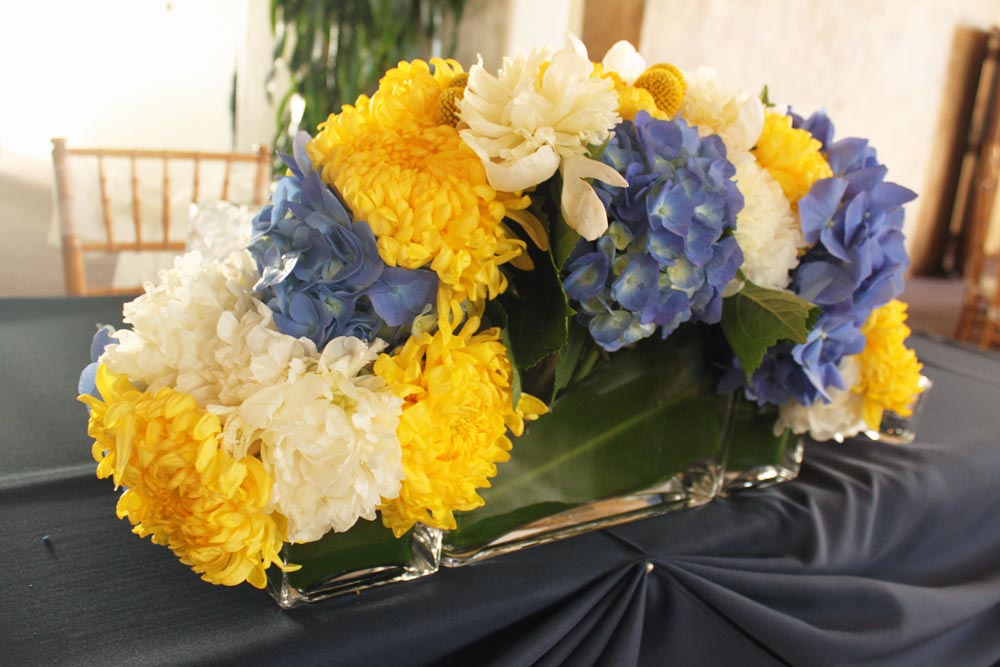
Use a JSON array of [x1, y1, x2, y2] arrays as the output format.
[[593, 64, 667, 121], [853, 301, 925, 430], [308, 58, 527, 326], [633, 63, 686, 117], [753, 112, 833, 204], [437, 72, 470, 127], [373, 317, 547, 537], [80, 366, 289, 589]]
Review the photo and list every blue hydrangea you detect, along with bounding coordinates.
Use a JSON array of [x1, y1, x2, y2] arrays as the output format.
[[741, 111, 916, 406], [248, 132, 437, 349], [562, 111, 744, 352], [78, 324, 117, 401]]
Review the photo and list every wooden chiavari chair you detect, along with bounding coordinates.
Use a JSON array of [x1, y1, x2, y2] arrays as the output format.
[[51, 138, 271, 296]]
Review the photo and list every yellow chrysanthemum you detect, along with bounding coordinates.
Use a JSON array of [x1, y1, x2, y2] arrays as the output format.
[[80, 366, 288, 589], [373, 317, 547, 536], [753, 112, 833, 204], [593, 64, 667, 121], [852, 301, 925, 429], [308, 58, 527, 326]]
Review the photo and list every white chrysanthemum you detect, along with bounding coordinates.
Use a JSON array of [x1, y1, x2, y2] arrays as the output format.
[[775, 356, 867, 442], [232, 337, 405, 543], [102, 250, 317, 407], [210, 301, 318, 407], [459, 36, 620, 191], [680, 66, 764, 153], [459, 35, 626, 238], [102, 251, 261, 398], [731, 151, 806, 290], [601, 40, 646, 85]]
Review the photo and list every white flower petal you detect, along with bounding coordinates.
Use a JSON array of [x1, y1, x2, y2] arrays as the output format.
[[458, 35, 620, 192], [461, 134, 560, 192], [601, 40, 646, 85], [560, 155, 627, 241], [220, 335, 407, 543], [775, 356, 866, 442], [731, 153, 805, 290], [566, 32, 590, 60], [681, 67, 764, 153]]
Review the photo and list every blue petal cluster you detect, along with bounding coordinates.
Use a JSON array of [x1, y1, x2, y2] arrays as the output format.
[[78, 324, 118, 401], [248, 132, 437, 349], [743, 111, 916, 406], [562, 112, 744, 352]]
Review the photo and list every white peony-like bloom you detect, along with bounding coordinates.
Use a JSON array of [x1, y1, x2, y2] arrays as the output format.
[[680, 66, 764, 153], [775, 356, 867, 442], [459, 35, 626, 238], [730, 151, 806, 290], [102, 250, 317, 407], [232, 337, 405, 543], [210, 302, 318, 407], [102, 250, 263, 399], [601, 40, 646, 85]]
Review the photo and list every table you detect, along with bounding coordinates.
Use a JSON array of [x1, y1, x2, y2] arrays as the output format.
[[2, 297, 999, 666]]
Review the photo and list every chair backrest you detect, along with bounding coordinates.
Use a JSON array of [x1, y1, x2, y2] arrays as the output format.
[[51, 138, 271, 296], [953, 27, 1000, 349]]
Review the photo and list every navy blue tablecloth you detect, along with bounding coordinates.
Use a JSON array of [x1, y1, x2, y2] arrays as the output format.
[[1, 297, 998, 666]]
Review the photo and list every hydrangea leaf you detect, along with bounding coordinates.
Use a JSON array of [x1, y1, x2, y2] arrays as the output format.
[[722, 281, 819, 382], [500, 239, 572, 373]]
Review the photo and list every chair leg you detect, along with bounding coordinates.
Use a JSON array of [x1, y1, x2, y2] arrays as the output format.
[[52, 137, 88, 296], [955, 291, 979, 341]]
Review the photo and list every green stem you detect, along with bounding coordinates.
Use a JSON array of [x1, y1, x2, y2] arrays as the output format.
[[571, 346, 603, 385]]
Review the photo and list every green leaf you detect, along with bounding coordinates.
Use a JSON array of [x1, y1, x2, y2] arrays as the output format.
[[721, 281, 818, 382], [725, 395, 793, 470], [499, 240, 572, 372], [760, 84, 774, 108], [551, 320, 587, 399], [550, 210, 581, 272], [277, 516, 414, 590], [449, 332, 726, 550]]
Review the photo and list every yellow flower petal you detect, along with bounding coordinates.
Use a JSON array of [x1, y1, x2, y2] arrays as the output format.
[[753, 112, 833, 204], [82, 366, 288, 588], [852, 301, 925, 430], [374, 320, 546, 537]]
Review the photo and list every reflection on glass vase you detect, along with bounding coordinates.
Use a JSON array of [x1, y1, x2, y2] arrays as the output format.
[[440, 330, 732, 568], [266, 519, 442, 608], [864, 375, 933, 445], [721, 395, 804, 496]]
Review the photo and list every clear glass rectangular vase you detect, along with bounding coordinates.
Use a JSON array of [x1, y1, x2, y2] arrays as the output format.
[[440, 331, 732, 567], [266, 519, 442, 608], [720, 395, 803, 495]]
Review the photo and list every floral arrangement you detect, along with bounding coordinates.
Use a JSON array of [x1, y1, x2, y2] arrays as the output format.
[[79, 36, 924, 590]]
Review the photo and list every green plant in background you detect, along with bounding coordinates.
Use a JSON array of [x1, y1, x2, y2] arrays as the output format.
[[268, 0, 468, 163]]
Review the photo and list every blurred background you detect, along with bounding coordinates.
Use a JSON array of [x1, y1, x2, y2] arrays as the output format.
[[4, 0, 1000, 343]]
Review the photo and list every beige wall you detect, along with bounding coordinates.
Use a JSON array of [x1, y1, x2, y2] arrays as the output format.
[[0, 0, 262, 296], [640, 0, 1000, 261]]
